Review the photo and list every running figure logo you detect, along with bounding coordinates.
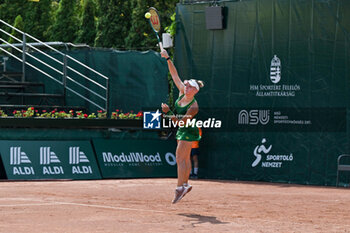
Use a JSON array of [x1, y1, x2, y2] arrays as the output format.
[[143, 110, 162, 129], [252, 138, 272, 167]]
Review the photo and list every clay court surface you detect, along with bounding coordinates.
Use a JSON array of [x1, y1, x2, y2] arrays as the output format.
[[0, 179, 349, 233]]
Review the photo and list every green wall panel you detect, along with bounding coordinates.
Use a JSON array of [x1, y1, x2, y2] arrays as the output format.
[[175, 0, 350, 186]]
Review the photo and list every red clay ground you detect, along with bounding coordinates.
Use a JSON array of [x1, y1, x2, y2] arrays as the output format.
[[0, 179, 349, 233]]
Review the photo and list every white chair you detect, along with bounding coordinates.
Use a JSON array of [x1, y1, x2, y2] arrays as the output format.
[[336, 154, 350, 187]]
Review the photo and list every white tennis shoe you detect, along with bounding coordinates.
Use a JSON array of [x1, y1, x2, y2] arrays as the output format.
[[183, 184, 192, 197], [172, 185, 192, 204]]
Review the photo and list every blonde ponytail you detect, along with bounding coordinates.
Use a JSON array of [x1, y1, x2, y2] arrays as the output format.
[[197, 80, 204, 88]]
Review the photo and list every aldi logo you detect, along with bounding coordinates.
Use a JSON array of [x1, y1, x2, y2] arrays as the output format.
[[69, 147, 89, 164], [40, 147, 64, 175], [10, 147, 31, 165], [40, 147, 60, 165], [69, 147, 93, 175], [9, 147, 35, 175], [143, 110, 162, 129]]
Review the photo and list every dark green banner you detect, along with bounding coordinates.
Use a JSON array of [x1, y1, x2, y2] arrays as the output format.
[[0, 140, 101, 180], [199, 131, 347, 185], [175, 0, 350, 186], [92, 139, 177, 178]]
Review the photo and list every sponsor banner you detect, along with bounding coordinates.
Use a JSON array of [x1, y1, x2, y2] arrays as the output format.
[[195, 108, 346, 132], [0, 140, 101, 180], [235, 108, 346, 132], [92, 139, 177, 178]]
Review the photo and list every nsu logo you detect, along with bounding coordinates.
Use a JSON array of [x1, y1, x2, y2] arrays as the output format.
[[238, 110, 270, 125]]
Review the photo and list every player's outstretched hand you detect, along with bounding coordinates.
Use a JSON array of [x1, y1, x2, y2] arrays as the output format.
[[161, 103, 170, 114], [160, 50, 169, 59]]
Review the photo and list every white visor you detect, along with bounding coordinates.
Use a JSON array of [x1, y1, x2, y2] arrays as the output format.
[[188, 79, 199, 91]]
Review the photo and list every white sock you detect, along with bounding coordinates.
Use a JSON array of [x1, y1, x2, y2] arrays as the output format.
[[194, 168, 198, 175], [176, 186, 183, 190], [183, 183, 188, 187]]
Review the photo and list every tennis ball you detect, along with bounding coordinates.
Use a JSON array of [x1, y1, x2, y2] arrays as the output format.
[[145, 12, 151, 19]]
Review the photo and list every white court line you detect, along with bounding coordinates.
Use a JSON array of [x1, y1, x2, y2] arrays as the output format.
[[0, 200, 170, 214], [0, 197, 46, 201], [0, 203, 57, 207], [52, 201, 169, 214]]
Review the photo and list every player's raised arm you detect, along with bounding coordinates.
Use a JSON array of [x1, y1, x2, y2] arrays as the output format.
[[160, 50, 185, 95]]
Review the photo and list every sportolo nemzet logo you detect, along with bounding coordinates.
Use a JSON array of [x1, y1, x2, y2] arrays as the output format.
[[143, 110, 222, 129], [102, 151, 177, 166], [251, 138, 294, 168]]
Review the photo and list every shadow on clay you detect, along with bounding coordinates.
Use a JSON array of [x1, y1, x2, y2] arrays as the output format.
[[178, 213, 229, 226]]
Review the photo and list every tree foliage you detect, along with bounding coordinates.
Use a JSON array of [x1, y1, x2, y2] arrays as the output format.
[[0, 0, 52, 41], [77, 0, 96, 45], [94, 0, 133, 48], [48, 0, 80, 42], [8, 15, 23, 44], [125, 0, 156, 50], [0, 0, 26, 28], [0, 0, 177, 50], [24, 0, 53, 41], [125, 0, 178, 50]]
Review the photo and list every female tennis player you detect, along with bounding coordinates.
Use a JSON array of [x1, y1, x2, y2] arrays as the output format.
[[160, 50, 204, 204]]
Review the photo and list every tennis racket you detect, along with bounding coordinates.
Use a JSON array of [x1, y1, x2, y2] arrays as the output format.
[[148, 7, 164, 51]]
